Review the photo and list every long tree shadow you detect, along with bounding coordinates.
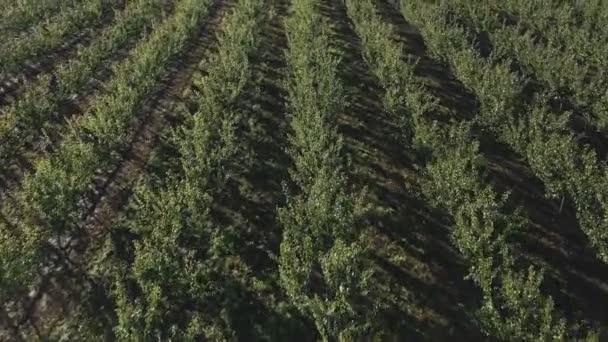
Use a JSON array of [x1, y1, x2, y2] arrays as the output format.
[[481, 137, 608, 328], [374, 0, 478, 123], [210, 0, 315, 339], [216, 1, 291, 279], [318, 0, 483, 339], [378, 0, 608, 330]]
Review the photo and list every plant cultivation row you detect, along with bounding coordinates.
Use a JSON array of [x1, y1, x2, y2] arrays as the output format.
[[1, 0, 607, 339], [344, 0, 592, 339], [448, 0, 608, 136], [278, 0, 375, 339], [105, 0, 270, 338], [0, 0, 76, 36], [0, 0, 214, 330], [500, 0, 608, 63], [0, 0, 117, 77], [0, 0, 169, 189], [399, 0, 608, 266]]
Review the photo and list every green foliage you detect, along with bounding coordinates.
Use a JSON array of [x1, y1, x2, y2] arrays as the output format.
[[1, 0, 607, 339], [400, 0, 602, 337], [411, 0, 608, 265], [0, 0, 72, 34], [479, 266, 567, 341], [344, 0, 413, 141], [0, 0, 113, 75], [346, 0, 580, 338], [0, 0, 215, 336], [279, 0, 375, 339], [0, 0, 166, 183], [108, 0, 269, 339]]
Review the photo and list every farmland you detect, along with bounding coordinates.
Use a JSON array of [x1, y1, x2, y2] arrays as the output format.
[[1, 0, 608, 339]]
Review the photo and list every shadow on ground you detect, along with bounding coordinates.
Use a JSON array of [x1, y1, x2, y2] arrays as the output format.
[[377, 0, 608, 330], [317, 0, 484, 339]]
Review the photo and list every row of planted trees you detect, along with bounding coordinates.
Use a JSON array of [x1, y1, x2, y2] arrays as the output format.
[[2, 0, 606, 339], [400, 0, 608, 265], [0, 0, 117, 76], [278, 0, 374, 339], [0, 0, 77, 36], [343, 0, 596, 339], [495, 0, 608, 132], [107, 0, 271, 338], [0, 0, 170, 188], [0, 0, 214, 337]]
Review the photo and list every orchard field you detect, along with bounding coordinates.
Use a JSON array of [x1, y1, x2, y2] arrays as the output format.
[[1, 0, 608, 340]]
